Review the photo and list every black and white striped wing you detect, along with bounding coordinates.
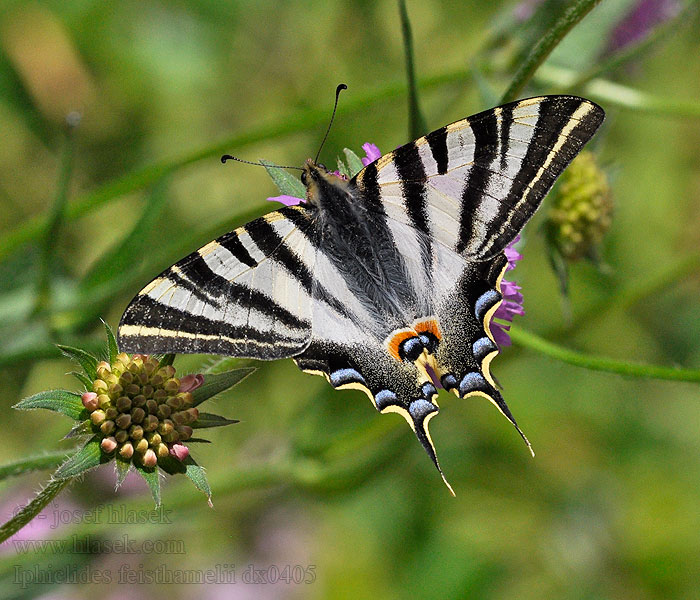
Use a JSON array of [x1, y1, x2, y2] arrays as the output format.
[[118, 207, 317, 359], [356, 95, 605, 261]]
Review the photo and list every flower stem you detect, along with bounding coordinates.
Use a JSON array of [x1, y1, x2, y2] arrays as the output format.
[[0, 451, 71, 481], [500, 0, 602, 103], [509, 326, 700, 383], [0, 478, 73, 545], [398, 0, 428, 139]]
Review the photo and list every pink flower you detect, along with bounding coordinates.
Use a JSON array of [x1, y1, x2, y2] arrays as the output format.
[[266, 194, 305, 207], [361, 143, 381, 166], [491, 236, 525, 347], [169, 443, 190, 461], [179, 373, 204, 393]]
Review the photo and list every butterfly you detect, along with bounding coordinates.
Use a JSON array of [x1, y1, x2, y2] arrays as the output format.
[[118, 95, 605, 492]]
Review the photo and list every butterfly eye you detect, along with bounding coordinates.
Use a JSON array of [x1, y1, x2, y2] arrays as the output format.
[[301, 171, 308, 186]]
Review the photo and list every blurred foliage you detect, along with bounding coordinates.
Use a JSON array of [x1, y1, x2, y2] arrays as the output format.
[[1, 0, 699, 599]]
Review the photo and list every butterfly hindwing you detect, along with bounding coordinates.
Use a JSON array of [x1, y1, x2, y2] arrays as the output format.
[[118, 206, 317, 359]]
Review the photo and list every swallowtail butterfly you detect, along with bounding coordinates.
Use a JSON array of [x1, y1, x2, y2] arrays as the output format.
[[119, 95, 604, 491]]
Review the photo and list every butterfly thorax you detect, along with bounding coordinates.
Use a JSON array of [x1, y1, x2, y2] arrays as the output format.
[[304, 161, 419, 328]]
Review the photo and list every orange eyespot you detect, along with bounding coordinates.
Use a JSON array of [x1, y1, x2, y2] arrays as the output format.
[[386, 329, 417, 361], [414, 318, 441, 340]]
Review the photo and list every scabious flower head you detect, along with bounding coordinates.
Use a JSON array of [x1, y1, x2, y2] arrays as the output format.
[[546, 151, 612, 261], [491, 236, 525, 347], [84, 354, 202, 466]]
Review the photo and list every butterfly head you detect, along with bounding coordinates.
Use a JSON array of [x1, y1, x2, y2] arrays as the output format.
[[302, 159, 350, 207]]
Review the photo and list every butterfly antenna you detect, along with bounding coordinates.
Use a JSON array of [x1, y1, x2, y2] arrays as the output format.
[[220, 155, 302, 171], [314, 83, 347, 164]]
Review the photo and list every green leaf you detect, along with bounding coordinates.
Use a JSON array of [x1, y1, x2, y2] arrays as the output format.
[[81, 178, 170, 291], [191, 413, 239, 429], [343, 148, 365, 177], [260, 159, 306, 198], [14, 390, 86, 421], [54, 436, 107, 479], [157, 453, 186, 476], [57, 344, 98, 380], [191, 366, 255, 406], [102, 319, 118, 364], [71, 371, 93, 390], [64, 420, 94, 439], [187, 437, 211, 444], [398, 0, 428, 139], [158, 354, 175, 369], [336, 157, 352, 179], [115, 458, 132, 488], [183, 456, 212, 505], [137, 466, 161, 507]]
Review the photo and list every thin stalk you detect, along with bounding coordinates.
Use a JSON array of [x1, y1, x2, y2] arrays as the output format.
[[398, 0, 428, 139], [500, 0, 602, 103], [0, 451, 71, 481]]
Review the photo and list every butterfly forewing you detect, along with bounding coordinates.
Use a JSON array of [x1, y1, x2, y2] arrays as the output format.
[[118, 207, 317, 359]]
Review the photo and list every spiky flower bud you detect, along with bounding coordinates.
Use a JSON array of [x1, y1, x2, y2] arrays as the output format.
[[546, 151, 612, 261]]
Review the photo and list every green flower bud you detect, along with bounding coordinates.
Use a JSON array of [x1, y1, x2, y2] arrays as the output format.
[[97, 394, 111, 409], [144, 415, 159, 432], [115, 429, 128, 444], [166, 395, 182, 410], [125, 383, 141, 396], [119, 442, 134, 459], [100, 420, 115, 435], [145, 399, 158, 414], [105, 407, 118, 420], [116, 352, 131, 365], [119, 370, 134, 385], [153, 388, 167, 401], [164, 378, 180, 394], [135, 438, 149, 454], [179, 392, 194, 408], [132, 394, 147, 407], [150, 374, 164, 387], [108, 383, 123, 398], [131, 407, 146, 424], [185, 407, 199, 423], [176, 425, 193, 441], [129, 424, 144, 440], [104, 373, 119, 387], [141, 385, 154, 399], [115, 413, 132, 430], [90, 410, 106, 426], [156, 443, 170, 459], [158, 419, 174, 436], [159, 366, 176, 380], [157, 404, 172, 419], [92, 379, 108, 393], [147, 432, 162, 447], [101, 437, 117, 453], [115, 396, 132, 412], [171, 411, 186, 426]]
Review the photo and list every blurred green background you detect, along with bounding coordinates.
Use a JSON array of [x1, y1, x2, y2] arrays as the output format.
[[1, 0, 699, 598]]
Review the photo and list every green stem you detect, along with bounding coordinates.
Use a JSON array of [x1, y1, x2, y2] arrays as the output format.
[[398, 0, 428, 139], [500, 0, 602, 103], [510, 326, 700, 383], [0, 478, 73, 544], [33, 127, 75, 317], [0, 451, 70, 481]]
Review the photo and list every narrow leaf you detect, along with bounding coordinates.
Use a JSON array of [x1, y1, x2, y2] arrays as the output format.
[[54, 436, 107, 479], [183, 456, 212, 505], [57, 344, 98, 380], [137, 466, 161, 507], [115, 458, 131, 488], [103, 319, 118, 364], [64, 420, 94, 440], [71, 371, 93, 390], [398, 0, 428, 138], [336, 157, 352, 179], [187, 438, 211, 444], [192, 413, 239, 429], [158, 354, 175, 369], [157, 454, 186, 476], [14, 390, 86, 421], [260, 159, 306, 198], [192, 367, 255, 406], [343, 148, 365, 177]]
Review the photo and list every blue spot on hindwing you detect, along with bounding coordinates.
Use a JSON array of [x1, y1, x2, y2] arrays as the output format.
[[329, 367, 367, 388], [475, 290, 501, 321], [409, 399, 438, 422], [459, 372, 489, 397], [374, 389, 398, 411], [472, 336, 498, 362]]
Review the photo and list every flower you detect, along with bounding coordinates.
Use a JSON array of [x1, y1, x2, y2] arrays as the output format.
[[491, 236, 525, 347], [605, 0, 680, 54], [360, 143, 381, 166], [12, 322, 253, 507]]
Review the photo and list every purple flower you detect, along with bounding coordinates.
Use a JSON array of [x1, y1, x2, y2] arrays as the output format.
[[606, 0, 680, 54], [361, 143, 381, 166], [491, 236, 525, 347], [267, 143, 382, 207]]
